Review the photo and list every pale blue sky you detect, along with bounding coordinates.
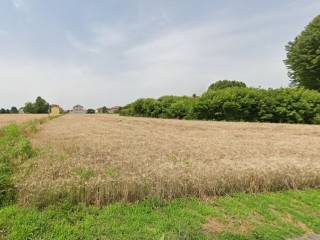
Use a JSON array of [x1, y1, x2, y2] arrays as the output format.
[[1, 0, 320, 109]]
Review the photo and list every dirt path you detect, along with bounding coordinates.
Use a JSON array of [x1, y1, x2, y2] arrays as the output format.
[[292, 235, 320, 240]]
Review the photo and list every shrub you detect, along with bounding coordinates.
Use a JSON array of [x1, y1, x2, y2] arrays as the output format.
[[193, 87, 320, 123], [120, 96, 197, 119], [208, 80, 247, 91], [86, 109, 95, 114]]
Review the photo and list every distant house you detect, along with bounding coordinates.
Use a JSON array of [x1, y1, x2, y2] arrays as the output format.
[[50, 104, 62, 116], [95, 106, 121, 114], [96, 106, 108, 114], [72, 105, 85, 114], [108, 106, 121, 114], [96, 107, 103, 113]]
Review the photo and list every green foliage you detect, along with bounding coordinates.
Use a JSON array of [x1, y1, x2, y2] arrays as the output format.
[[194, 87, 320, 123], [0, 155, 14, 206], [86, 109, 95, 114], [0, 189, 319, 239], [23, 97, 49, 114], [101, 106, 108, 113], [34, 97, 49, 113], [120, 96, 197, 119], [0, 124, 34, 206], [0, 198, 213, 240], [0, 108, 10, 114], [120, 86, 320, 124], [75, 167, 94, 181], [285, 15, 320, 90], [208, 80, 247, 91], [10, 107, 18, 114], [106, 166, 117, 177], [23, 102, 34, 114], [0, 107, 18, 114]]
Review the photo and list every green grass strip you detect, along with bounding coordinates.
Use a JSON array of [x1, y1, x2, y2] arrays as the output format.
[[0, 189, 319, 240], [0, 116, 58, 206], [0, 124, 34, 206]]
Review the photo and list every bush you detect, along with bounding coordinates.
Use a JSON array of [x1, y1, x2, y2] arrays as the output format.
[[120, 96, 197, 119], [193, 87, 320, 124], [86, 109, 95, 114], [208, 80, 247, 91]]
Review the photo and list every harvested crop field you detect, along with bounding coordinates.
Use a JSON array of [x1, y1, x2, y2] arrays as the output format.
[[0, 114, 47, 128], [16, 114, 320, 205]]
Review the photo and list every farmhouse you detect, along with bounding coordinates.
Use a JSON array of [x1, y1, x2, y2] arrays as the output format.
[[95, 106, 120, 114], [96, 106, 108, 113], [49, 104, 62, 116], [72, 105, 85, 114], [108, 106, 121, 113]]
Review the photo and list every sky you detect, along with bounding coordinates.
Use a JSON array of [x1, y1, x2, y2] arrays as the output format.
[[1, 0, 320, 109]]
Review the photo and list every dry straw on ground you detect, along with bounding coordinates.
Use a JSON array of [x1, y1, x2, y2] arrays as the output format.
[[16, 114, 320, 206], [0, 114, 47, 128]]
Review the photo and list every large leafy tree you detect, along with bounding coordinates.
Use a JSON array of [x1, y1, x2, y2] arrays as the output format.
[[23, 102, 35, 113], [24, 97, 49, 114], [101, 106, 108, 113], [208, 80, 247, 91], [285, 15, 320, 91], [10, 107, 18, 113], [34, 96, 49, 113]]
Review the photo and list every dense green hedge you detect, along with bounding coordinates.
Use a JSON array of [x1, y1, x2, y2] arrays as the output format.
[[119, 87, 320, 124], [194, 87, 320, 123], [120, 96, 197, 119]]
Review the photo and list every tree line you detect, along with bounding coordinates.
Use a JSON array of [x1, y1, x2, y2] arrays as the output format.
[[1, 97, 50, 114], [119, 81, 320, 124], [0, 107, 18, 114]]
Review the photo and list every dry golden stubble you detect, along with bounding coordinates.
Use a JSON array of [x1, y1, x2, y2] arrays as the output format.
[[15, 114, 320, 206], [0, 114, 48, 128]]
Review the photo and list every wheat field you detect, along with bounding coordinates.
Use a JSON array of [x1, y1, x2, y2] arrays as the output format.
[[16, 114, 320, 205], [0, 114, 47, 128]]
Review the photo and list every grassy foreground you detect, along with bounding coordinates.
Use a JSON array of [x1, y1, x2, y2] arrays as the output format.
[[0, 189, 319, 240]]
